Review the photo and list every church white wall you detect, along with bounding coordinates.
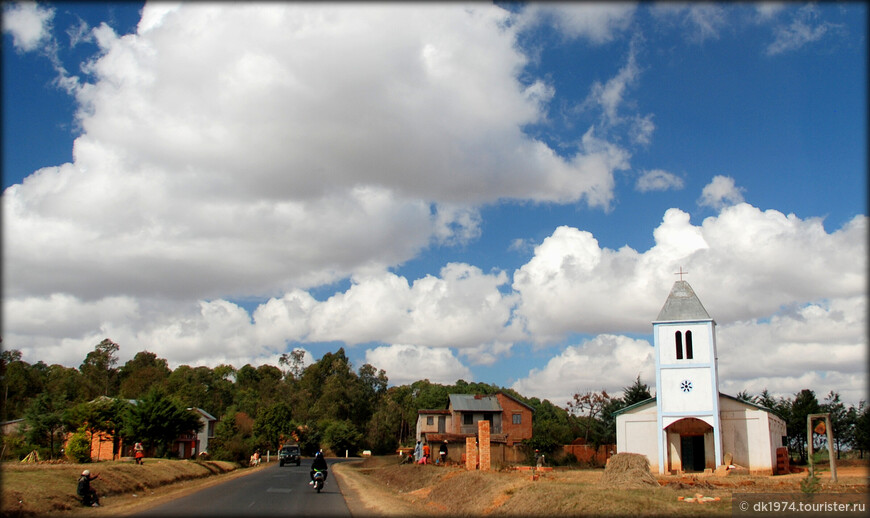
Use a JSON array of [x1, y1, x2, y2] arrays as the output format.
[[660, 368, 714, 413], [616, 403, 659, 472], [719, 396, 782, 474], [656, 323, 713, 364]]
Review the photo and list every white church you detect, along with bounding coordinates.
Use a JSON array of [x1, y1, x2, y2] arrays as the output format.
[[615, 279, 787, 475]]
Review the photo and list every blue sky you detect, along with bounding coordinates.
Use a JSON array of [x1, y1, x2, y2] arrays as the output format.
[[3, 2, 866, 407]]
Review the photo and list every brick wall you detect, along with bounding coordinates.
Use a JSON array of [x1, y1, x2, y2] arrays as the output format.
[[465, 437, 477, 470], [562, 443, 614, 467], [495, 393, 533, 445], [478, 420, 491, 471]]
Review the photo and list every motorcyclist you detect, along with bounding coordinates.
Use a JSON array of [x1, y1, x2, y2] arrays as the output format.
[[77, 470, 100, 507], [309, 450, 328, 485]]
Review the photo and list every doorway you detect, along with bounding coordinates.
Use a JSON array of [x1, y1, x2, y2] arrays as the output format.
[[680, 435, 706, 472]]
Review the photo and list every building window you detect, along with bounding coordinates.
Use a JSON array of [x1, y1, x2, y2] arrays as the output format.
[[426, 416, 433, 425], [675, 331, 683, 360], [463, 413, 473, 425], [512, 414, 522, 425], [685, 330, 693, 359]]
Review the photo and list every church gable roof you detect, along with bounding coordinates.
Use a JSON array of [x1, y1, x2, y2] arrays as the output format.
[[654, 280, 712, 322]]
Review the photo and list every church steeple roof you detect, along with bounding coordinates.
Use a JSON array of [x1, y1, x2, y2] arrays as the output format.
[[654, 280, 712, 322]]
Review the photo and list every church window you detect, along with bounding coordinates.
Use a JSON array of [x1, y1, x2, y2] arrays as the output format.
[[685, 331, 694, 359], [675, 331, 683, 360]]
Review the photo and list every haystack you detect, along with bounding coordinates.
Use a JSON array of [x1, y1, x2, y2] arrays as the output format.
[[600, 453, 659, 488]]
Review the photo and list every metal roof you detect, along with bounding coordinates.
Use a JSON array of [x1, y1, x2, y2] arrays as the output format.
[[654, 280, 713, 322], [449, 394, 501, 412], [611, 393, 781, 417]]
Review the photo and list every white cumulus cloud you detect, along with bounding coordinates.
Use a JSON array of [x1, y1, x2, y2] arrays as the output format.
[[636, 169, 684, 192], [2, 1, 54, 52], [365, 344, 473, 386], [698, 175, 745, 210]]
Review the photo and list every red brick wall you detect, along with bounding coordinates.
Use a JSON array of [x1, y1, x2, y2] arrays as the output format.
[[562, 444, 614, 466], [465, 437, 477, 470], [495, 393, 533, 445], [478, 420, 491, 471]]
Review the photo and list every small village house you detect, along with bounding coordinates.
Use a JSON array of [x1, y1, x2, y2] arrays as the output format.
[[62, 404, 216, 461], [416, 391, 533, 464]]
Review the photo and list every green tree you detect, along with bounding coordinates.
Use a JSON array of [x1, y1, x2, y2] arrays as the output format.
[[165, 364, 235, 417], [524, 398, 573, 455], [44, 364, 86, 404], [622, 375, 653, 407], [1, 349, 27, 420], [821, 391, 848, 459], [122, 388, 202, 458], [118, 351, 171, 399], [852, 401, 870, 458], [80, 338, 120, 398], [279, 349, 307, 381], [24, 393, 66, 459], [254, 402, 295, 451], [321, 419, 363, 456], [209, 408, 255, 462], [367, 391, 405, 454], [787, 389, 821, 464]]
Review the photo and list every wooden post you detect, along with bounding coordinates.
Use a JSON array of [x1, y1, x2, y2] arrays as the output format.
[[807, 416, 814, 477]]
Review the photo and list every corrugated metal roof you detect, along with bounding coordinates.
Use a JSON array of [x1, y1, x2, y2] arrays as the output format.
[[654, 281, 713, 322], [449, 394, 501, 412]]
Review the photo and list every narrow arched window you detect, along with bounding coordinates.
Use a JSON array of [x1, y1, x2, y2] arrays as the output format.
[[675, 331, 683, 360], [685, 330, 694, 359]]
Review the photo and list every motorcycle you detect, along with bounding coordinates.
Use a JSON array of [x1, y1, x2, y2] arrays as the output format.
[[312, 469, 326, 493]]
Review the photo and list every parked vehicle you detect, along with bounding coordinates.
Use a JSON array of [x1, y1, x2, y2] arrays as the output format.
[[278, 444, 301, 467]]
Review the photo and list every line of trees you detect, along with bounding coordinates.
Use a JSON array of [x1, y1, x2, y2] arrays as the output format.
[[2, 341, 867, 464]]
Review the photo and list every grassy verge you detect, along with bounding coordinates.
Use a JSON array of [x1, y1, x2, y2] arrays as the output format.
[[1, 458, 240, 517], [334, 456, 869, 517]]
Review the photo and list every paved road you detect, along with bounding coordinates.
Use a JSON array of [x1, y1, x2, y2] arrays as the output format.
[[136, 459, 354, 517]]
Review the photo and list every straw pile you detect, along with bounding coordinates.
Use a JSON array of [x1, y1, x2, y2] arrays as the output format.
[[599, 453, 660, 488]]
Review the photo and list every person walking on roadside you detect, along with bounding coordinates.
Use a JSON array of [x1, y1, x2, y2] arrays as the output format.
[[422, 441, 430, 464], [439, 440, 448, 465], [414, 440, 422, 463], [134, 442, 145, 465]]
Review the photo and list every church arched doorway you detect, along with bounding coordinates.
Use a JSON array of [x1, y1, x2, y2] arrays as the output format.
[[665, 417, 714, 473]]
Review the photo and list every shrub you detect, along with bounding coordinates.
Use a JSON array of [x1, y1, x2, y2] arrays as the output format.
[[66, 429, 92, 463]]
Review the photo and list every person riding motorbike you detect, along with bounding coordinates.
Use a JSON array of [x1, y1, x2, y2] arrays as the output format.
[[309, 450, 328, 485]]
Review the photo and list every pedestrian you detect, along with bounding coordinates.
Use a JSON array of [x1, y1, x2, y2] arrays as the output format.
[[134, 441, 145, 465], [414, 440, 422, 463], [439, 440, 448, 465], [535, 449, 544, 468], [77, 470, 100, 507], [422, 441, 430, 464]]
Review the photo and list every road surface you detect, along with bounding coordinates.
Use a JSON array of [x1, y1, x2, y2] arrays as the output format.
[[136, 458, 353, 516]]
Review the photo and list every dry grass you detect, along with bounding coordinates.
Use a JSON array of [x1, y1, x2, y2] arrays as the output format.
[[335, 456, 870, 517], [1, 458, 240, 517], [599, 453, 659, 489]]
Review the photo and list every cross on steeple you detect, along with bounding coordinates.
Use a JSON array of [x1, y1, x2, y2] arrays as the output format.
[[674, 267, 688, 281]]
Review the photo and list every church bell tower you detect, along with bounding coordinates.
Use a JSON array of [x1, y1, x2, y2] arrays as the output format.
[[652, 277, 722, 474]]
